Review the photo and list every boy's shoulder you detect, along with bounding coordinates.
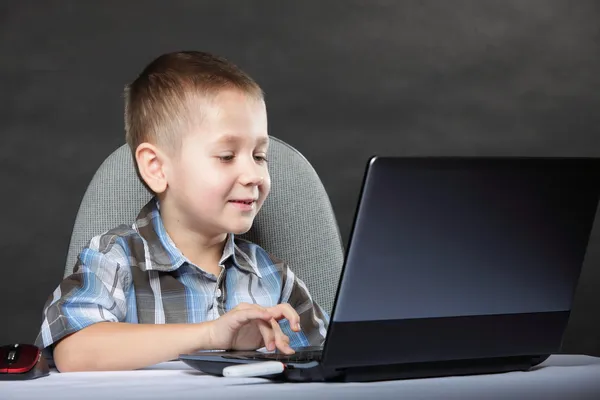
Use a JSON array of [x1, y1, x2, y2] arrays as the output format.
[[76, 223, 145, 270], [85, 224, 142, 252], [226, 235, 290, 277]]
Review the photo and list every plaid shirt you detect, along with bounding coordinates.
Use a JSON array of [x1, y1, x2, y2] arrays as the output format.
[[35, 198, 329, 357]]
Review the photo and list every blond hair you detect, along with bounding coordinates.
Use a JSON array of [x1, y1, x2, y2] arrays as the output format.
[[124, 50, 264, 161]]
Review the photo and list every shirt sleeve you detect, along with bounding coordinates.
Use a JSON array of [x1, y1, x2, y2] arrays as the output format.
[[279, 264, 330, 348], [34, 245, 131, 356]]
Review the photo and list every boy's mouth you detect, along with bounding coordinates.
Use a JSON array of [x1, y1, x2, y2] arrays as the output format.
[[228, 198, 257, 212], [228, 199, 256, 205]]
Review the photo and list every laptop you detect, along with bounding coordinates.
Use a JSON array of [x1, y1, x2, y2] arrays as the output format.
[[179, 155, 600, 382]]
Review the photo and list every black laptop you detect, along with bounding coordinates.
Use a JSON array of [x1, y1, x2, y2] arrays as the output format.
[[179, 156, 600, 382]]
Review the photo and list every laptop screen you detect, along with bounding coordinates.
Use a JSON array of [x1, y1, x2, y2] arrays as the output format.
[[334, 157, 600, 322]]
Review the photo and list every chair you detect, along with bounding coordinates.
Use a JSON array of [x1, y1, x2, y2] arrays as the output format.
[[63, 136, 344, 315]]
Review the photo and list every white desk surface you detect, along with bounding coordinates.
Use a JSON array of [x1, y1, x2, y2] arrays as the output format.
[[2, 354, 600, 400]]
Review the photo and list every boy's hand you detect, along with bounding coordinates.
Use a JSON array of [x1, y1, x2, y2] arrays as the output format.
[[207, 303, 301, 354]]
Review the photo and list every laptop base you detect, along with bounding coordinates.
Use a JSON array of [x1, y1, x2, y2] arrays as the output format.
[[180, 353, 550, 382]]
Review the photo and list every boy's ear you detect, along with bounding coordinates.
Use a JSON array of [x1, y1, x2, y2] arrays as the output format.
[[135, 143, 168, 194]]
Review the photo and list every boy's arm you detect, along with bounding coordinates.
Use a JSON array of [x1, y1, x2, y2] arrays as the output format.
[[53, 321, 215, 372], [279, 264, 329, 347], [35, 248, 216, 371]]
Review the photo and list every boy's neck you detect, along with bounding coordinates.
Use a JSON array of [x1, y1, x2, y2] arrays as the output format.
[[159, 204, 227, 276]]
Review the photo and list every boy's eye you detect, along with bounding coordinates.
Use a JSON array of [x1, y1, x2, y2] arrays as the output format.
[[254, 155, 268, 162], [218, 154, 267, 163]]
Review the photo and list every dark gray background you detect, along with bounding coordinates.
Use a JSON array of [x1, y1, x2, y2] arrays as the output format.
[[1, 0, 600, 356]]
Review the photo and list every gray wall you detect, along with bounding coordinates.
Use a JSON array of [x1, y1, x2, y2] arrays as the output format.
[[1, 0, 600, 356]]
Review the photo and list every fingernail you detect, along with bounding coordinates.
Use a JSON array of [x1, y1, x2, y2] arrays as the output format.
[[267, 342, 275, 351], [296, 323, 301, 331]]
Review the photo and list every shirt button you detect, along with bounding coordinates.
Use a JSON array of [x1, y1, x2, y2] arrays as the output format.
[[216, 289, 222, 298]]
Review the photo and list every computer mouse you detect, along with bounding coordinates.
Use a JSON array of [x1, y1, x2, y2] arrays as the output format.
[[0, 343, 50, 380]]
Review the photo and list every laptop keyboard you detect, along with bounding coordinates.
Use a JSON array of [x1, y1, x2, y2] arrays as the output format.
[[224, 346, 323, 363], [246, 349, 322, 362]]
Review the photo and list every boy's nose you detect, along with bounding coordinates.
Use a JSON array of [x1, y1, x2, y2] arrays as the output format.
[[237, 157, 267, 186], [239, 174, 264, 186]]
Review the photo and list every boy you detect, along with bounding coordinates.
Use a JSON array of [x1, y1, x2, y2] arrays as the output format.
[[34, 51, 329, 372]]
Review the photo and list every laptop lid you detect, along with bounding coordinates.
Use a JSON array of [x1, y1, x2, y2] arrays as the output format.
[[322, 156, 600, 369]]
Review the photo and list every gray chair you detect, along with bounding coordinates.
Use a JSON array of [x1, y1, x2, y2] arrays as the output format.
[[64, 136, 344, 315]]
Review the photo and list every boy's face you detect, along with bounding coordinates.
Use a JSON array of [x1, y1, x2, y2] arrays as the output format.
[[164, 89, 270, 237]]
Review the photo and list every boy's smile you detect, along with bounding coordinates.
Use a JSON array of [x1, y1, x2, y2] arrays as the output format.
[[228, 198, 258, 211]]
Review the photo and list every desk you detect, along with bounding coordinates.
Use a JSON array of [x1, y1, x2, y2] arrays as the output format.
[[2, 355, 600, 399]]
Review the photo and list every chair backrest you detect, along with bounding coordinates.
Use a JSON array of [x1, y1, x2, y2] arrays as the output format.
[[64, 136, 344, 315]]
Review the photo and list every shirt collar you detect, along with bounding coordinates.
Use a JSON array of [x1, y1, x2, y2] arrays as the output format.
[[133, 197, 261, 277]]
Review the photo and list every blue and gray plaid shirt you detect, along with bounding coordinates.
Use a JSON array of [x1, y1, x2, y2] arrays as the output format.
[[35, 198, 329, 357]]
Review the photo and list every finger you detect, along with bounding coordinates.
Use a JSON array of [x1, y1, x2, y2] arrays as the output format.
[[268, 303, 301, 332], [270, 318, 295, 354], [256, 319, 277, 351], [230, 308, 272, 330], [231, 305, 278, 351]]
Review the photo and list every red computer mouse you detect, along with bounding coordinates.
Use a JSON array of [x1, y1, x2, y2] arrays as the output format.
[[0, 343, 50, 380]]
